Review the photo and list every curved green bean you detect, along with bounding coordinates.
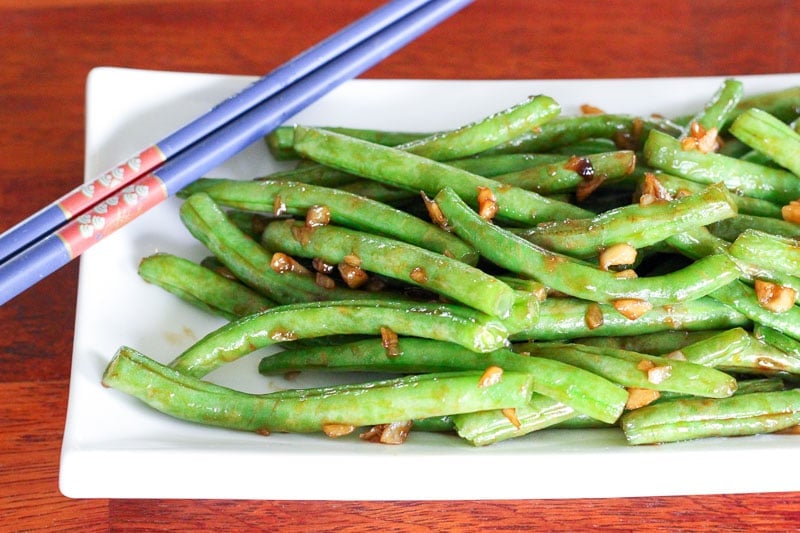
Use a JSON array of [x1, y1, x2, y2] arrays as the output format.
[[106, 347, 535, 435], [261, 219, 516, 319], [730, 108, 800, 176], [170, 299, 509, 378], [179, 178, 478, 265], [138, 253, 274, 321], [292, 126, 592, 225], [434, 186, 740, 306], [257, 337, 627, 424], [621, 389, 800, 445]]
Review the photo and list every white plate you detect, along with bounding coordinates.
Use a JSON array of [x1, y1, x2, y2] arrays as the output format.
[[60, 67, 800, 500]]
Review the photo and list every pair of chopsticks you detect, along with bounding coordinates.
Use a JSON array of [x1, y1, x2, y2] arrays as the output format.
[[0, 0, 473, 305]]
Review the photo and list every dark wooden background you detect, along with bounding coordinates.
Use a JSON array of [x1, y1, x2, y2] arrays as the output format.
[[1, 0, 799, 530]]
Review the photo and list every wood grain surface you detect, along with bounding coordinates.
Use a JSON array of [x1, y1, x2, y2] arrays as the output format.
[[0, 0, 798, 530]]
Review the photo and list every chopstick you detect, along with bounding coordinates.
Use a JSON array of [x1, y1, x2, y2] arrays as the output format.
[[0, 0, 473, 305], [0, 0, 441, 265]]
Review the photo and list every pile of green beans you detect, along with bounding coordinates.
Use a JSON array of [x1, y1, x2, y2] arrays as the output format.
[[102, 79, 800, 448]]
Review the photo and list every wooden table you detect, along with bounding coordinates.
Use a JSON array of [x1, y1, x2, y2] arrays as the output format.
[[1, 0, 798, 530]]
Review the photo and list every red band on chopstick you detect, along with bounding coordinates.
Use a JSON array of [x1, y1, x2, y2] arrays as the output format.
[[56, 145, 166, 218], [56, 174, 168, 259]]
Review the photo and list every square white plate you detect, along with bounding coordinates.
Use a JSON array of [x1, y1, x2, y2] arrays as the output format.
[[60, 67, 800, 500]]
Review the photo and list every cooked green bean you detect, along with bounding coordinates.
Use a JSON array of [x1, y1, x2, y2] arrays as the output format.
[[683, 78, 743, 134], [515, 182, 737, 258], [664, 327, 751, 367], [513, 342, 736, 398], [485, 114, 682, 154], [728, 229, 800, 279], [729, 108, 800, 176], [621, 389, 800, 445], [138, 253, 274, 321], [434, 186, 740, 305], [491, 150, 636, 195], [266, 125, 429, 160], [710, 214, 800, 241], [649, 172, 783, 218], [106, 347, 535, 435], [292, 126, 592, 225], [755, 324, 800, 360], [261, 219, 516, 319], [453, 395, 576, 446], [179, 179, 477, 265], [513, 297, 750, 341], [180, 193, 387, 304], [644, 129, 800, 204], [170, 299, 509, 378], [257, 337, 627, 424], [395, 94, 561, 160], [446, 153, 566, 176], [574, 330, 723, 355], [710, 281, 800, 341]]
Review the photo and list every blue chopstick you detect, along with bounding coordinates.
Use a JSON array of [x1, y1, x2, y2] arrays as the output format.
[[0, 0, 473, 305], [0, 0, 439, 265]]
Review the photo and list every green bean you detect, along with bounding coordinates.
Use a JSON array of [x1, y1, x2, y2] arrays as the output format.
[[484, 114, 682, 154], [411, 415, 455, 433], [715, 331, 800, 376], [728, 229, 800, 279], [337, 180, 413, 204], [256, 163, 358, 187], [395, 94, 561, 161], [223, 210, 270, 240], [710, 281, 800, 341], [446, 153, 567, 177], [729, 108, 800, 176], [180, 193, 387, 304], [574, 330, 723, 355], [644, 130, 800, 204], [266, 125, 429, 160], [727, 86, 800, 127], [170, 299, 509, 378], [292, 126, 592, 225], [683, 78, 744, 134], [649, 172, 783, 218], [257, 338, 627, 424], [453, 394, 576, 446], [515, 182, 737, 258], [664, 327, 751, 367], [513, 342, 736, 398], [491, 150, 636, 195], [621, 389, 800, 445], [754, 324, 800, 360], [434, 186, 740, 306], [138, 253, 274, 321], [261, 219, 516, 319], [105, 347, 534, 435], [179, 179, 477, 265], [709, 214, 800, 241], [512, 297, 750, 341]]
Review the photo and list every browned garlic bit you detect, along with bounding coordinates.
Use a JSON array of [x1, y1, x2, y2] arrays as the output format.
[[584, 302, 604, 330], [322, 423, 356, 438], [625, 387, 661, 410], [599, 243, 637, 271], [476, 186, 498, 221], [312, 257, 335, 274], [380, 326, 401, 358], [478, 366, 504, 388], [754, 279, 797, 313], [680, 122, 719, 153], [639, 172, 673, 205], [781, 200, 800, 224], [305, 204, 331, 227], [290, 223, 313, 246], [665, 350, 687, 361], [421, 191, 451, 230], [647, 365, 672, 385], [580, 103, 605, 115], [613, 117, 644, 150], [314, 272, 336, 289], [270, 252, 311, 275], [501, 408, 522, 429], [272, 194, 287, 216], [613, 269, 638, 280], [409, 266, 428, 284], [637, 359, 655, 372], [612, 298, 652, 320], [360, 420, 413, 444], [338, 259, 369, 288]]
